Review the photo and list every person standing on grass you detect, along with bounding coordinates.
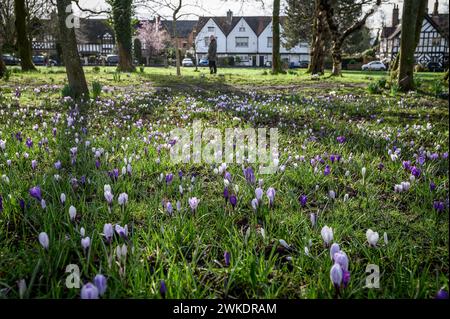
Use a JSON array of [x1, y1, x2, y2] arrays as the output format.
[[208, 35, 217, 74]]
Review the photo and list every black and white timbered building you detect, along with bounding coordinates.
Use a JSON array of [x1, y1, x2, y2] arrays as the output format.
[[379, 0, 449, 69]]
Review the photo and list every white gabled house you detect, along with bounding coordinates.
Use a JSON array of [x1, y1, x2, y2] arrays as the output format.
[[195, 10, 309, 67]]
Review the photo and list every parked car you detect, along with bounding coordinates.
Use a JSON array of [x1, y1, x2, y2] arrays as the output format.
[[2, 54, 20, 65], [361, 61, 386, 71], [198, 58, 209, 67], [298, 61, 309, 68], [47, 59, 58, 66], [106, 54, 119, 66], [426, 62, 444, 72], [182, 58, 194, 67], [32, 55, 46, 66]]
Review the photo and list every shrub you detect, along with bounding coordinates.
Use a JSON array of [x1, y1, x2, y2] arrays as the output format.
[[2, 68, 11, 81], [92, 81, 102, 99], [377, 78, 387, 89], [113, 71, 121, 82], [390, 83, 399, 97], [262, 70, 268, 75], [431, 80, 443, 97], [367, 81, 381, 94], [139, 65, 145, 73], [288, 70, 296, 75], [61, 84, 74, 98], [93, 66, 101, 73]]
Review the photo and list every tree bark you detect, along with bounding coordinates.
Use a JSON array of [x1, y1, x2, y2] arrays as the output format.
[[111, 0, 135, 72], [272, 0, 283, 74], [56, 0, 89, 99], [14, 0, 36, 71], [308, 0, 326, 74], [173, 0, 182, 76], [398, 0, 427, 91], [0, 46, 6, 78]]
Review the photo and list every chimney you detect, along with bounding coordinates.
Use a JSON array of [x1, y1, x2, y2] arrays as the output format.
[[227, 10, 233, 24], [392, 4, 399, 27], [433, 0, 439, 16]]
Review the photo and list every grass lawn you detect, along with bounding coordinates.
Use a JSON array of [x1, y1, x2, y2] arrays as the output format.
[[0, 67, 448, 299]]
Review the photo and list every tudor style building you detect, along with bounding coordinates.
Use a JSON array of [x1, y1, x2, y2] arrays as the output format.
[[379, 1, 449, 69], [194, 10, 309, 67]]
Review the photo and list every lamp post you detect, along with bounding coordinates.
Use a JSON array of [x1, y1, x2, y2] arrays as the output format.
[[193, 27, 198, 71]]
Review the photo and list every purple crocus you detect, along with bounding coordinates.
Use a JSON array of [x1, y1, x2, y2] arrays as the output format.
[[402, 161, 411, 170], [223, 187, 229, 202], [54, 161, 62, 170], [29, 186, 42, 201], [299, 195, 307, 207], [433, 201, 445, 213], [224, 251, 231, 267], [435, 289, 449, 299], [336, 136, 346, 144], [330, 263, 343, 288], [224, 171, 232, 182], [31, 160, 37, 170], [26, 138, 33, 148], [324, 165, 331, 176], [160, 280, 167, 298], [109, 169, 119, 181], [430, 182, 436, 191], [229, 195, 237, 208], [244, 167, 256, 184], [378, 162, 384, 170], [94, 274, 107, 296], [343, 270, 351, 288], [410, 166, 421, 178], [81, 283, 99, 299], [165, 173, 174, 185], [266, 187, 276, 207], [95, 159, 101, 169]]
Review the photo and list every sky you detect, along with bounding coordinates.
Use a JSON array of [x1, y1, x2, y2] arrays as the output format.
[[77, 0, 449, 31]]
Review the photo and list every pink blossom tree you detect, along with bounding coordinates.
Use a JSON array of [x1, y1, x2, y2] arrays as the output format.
[[137, 20, 171, 65]]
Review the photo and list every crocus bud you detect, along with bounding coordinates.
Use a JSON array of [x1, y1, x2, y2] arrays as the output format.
[[81, 237, 91, 250], [94, 274, 107, 296], [81, 283, 99, 299], [69, 205, 77, 221], [366, 229, 379, 247], [330, 263, 343, 288], [224, 251, 230, 267], [321, 226, 333, 246], [330, 243, 340, 261], [38, 232, 49, 249]]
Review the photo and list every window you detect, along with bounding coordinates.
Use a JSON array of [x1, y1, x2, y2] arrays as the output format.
[[239, 26, 246, 32], [204, 37, 210, 47], [235, 37, 249, 48], [208, 26, 215, 32], [267, 37, 273, 48]]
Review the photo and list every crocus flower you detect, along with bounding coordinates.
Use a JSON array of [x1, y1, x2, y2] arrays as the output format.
[[324, 165, 331, 176], [229, 195, 237, 208], [224, 171, 232, 182], [165, 173, 173, 185], [40, 199, 46, 209], [69, 206, 77, 221], [334, 251, 349, 271], [54, 161, 62, 170], [430, 182, 436, 191], [223, 187, 229, 202], [336, 136, 346, 144], [188, 197, 199, 212], [115, 224, 128, 239], [103, 223, 113, 242], [299, 195, 307, 207], [94, 274, 107, 296], [224, 251, 231, 267], [266, 187, 276, 207], [435, 289, 449, 299], [81, 237, 91, 250], [244, 167, 255, 184], [60, 193, 66, 205], [330, 263, 343, 288], [31, 160, 37, 170], [433, 201, 445, 213], [29, 186, 42, 201], [166, 201, 173, 215], [410, 166, 421, 178], [342, 270, 351, 288], [366, 229, 379, 247], [26, 138, 33, 148], [255, 187, 263, 202], [329, 190, 336, 199], [310, 213, 317, 227], [251, 198, 258, 211], [330, 243, 340, 260], [81, 283, 99, 299], [118, 193, 128, 206], [383, 232, 388, 245], [160, 280, 167, 298], [321, 226, 333, 246], [38, 232, 49, 249]]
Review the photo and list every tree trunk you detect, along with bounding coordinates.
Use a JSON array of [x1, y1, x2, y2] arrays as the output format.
[[0, 46, 6, 78], [308, 1, 326, 75], [111, 0, 135, 72], [272, 0, 283, 74], [331, 40, 343, 76], [398, 0, 427, 91], [173, 20, 181, 76], [14, 0, 36, 71], [56, 0, 89, 99]]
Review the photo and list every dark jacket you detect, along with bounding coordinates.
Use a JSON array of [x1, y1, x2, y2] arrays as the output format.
[[207, 39, 217, 62]]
